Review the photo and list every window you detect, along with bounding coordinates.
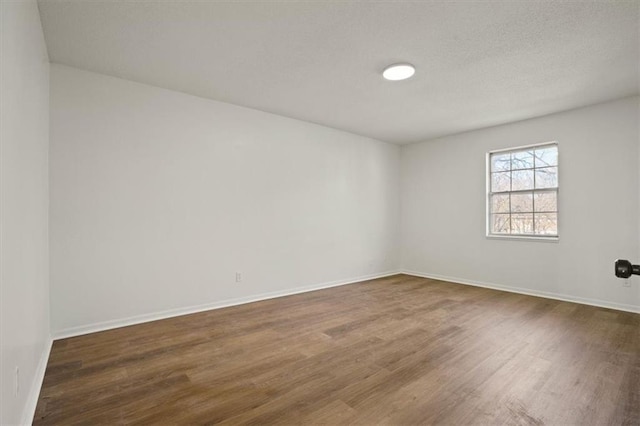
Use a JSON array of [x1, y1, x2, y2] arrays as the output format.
[[487, 142, 558, 239]]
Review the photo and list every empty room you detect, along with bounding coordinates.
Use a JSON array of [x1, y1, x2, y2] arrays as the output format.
[[2, 0, 639, 424]]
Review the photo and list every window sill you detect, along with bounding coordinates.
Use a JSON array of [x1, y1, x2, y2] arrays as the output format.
[[486, 234, 559, 243]]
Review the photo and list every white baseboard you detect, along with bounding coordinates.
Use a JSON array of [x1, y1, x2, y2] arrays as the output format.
[[402, 270, 640, 314], [53, 270, 402, 340], [21, 337, 53, 425]]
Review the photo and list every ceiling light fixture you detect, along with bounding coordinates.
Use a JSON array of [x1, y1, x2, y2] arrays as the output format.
[[382, 63, 415, 81]]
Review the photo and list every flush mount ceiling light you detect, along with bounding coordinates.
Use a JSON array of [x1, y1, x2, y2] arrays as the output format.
[[382, 63, 415, 81]]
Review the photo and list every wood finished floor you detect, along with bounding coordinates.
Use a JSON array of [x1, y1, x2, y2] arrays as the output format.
[[35, 274, 639, 425]]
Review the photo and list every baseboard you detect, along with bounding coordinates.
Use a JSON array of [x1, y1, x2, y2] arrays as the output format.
[[53, 270, 402, 340], [402, 270, 640, 314], [21, 337, 53, 425]]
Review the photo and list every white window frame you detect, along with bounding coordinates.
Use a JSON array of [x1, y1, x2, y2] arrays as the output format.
[[486, 141, 559, 241]]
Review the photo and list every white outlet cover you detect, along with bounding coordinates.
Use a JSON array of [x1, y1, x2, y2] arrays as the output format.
[[15, 367, 19, 395]]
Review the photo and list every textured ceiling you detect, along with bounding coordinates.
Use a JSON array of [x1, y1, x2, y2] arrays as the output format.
[[37, 1, 639, 145]]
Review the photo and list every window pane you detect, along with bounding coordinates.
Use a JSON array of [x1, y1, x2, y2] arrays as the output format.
[[511, 150, 534, 170], [512, 169, 534, 191], [534, 146, 558, 167], [491, 214, 510, 234], [491, 172, 510, 192], [534, 191, 557, 212], [488, 143, 558, 238], [511, 192, 533, 212], [535, 167, 558, 189], [491, 153, 511, 172], [491, 194, 510, 213], [535, 213, 557, 235], [511, 213, 533, 234]]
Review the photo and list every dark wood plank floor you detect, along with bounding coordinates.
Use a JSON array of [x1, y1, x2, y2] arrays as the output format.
[[34, 274, 639, 425]]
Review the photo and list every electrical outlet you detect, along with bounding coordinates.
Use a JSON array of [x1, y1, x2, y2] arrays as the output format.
[[235, 272, 242, 282], [15, 367, 19, 396]]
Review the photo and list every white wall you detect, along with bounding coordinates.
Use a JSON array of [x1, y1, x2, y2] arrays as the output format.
[[50, 64, 400, 335], [0, 1, 51, 424], [401, 96, 640, 312]]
